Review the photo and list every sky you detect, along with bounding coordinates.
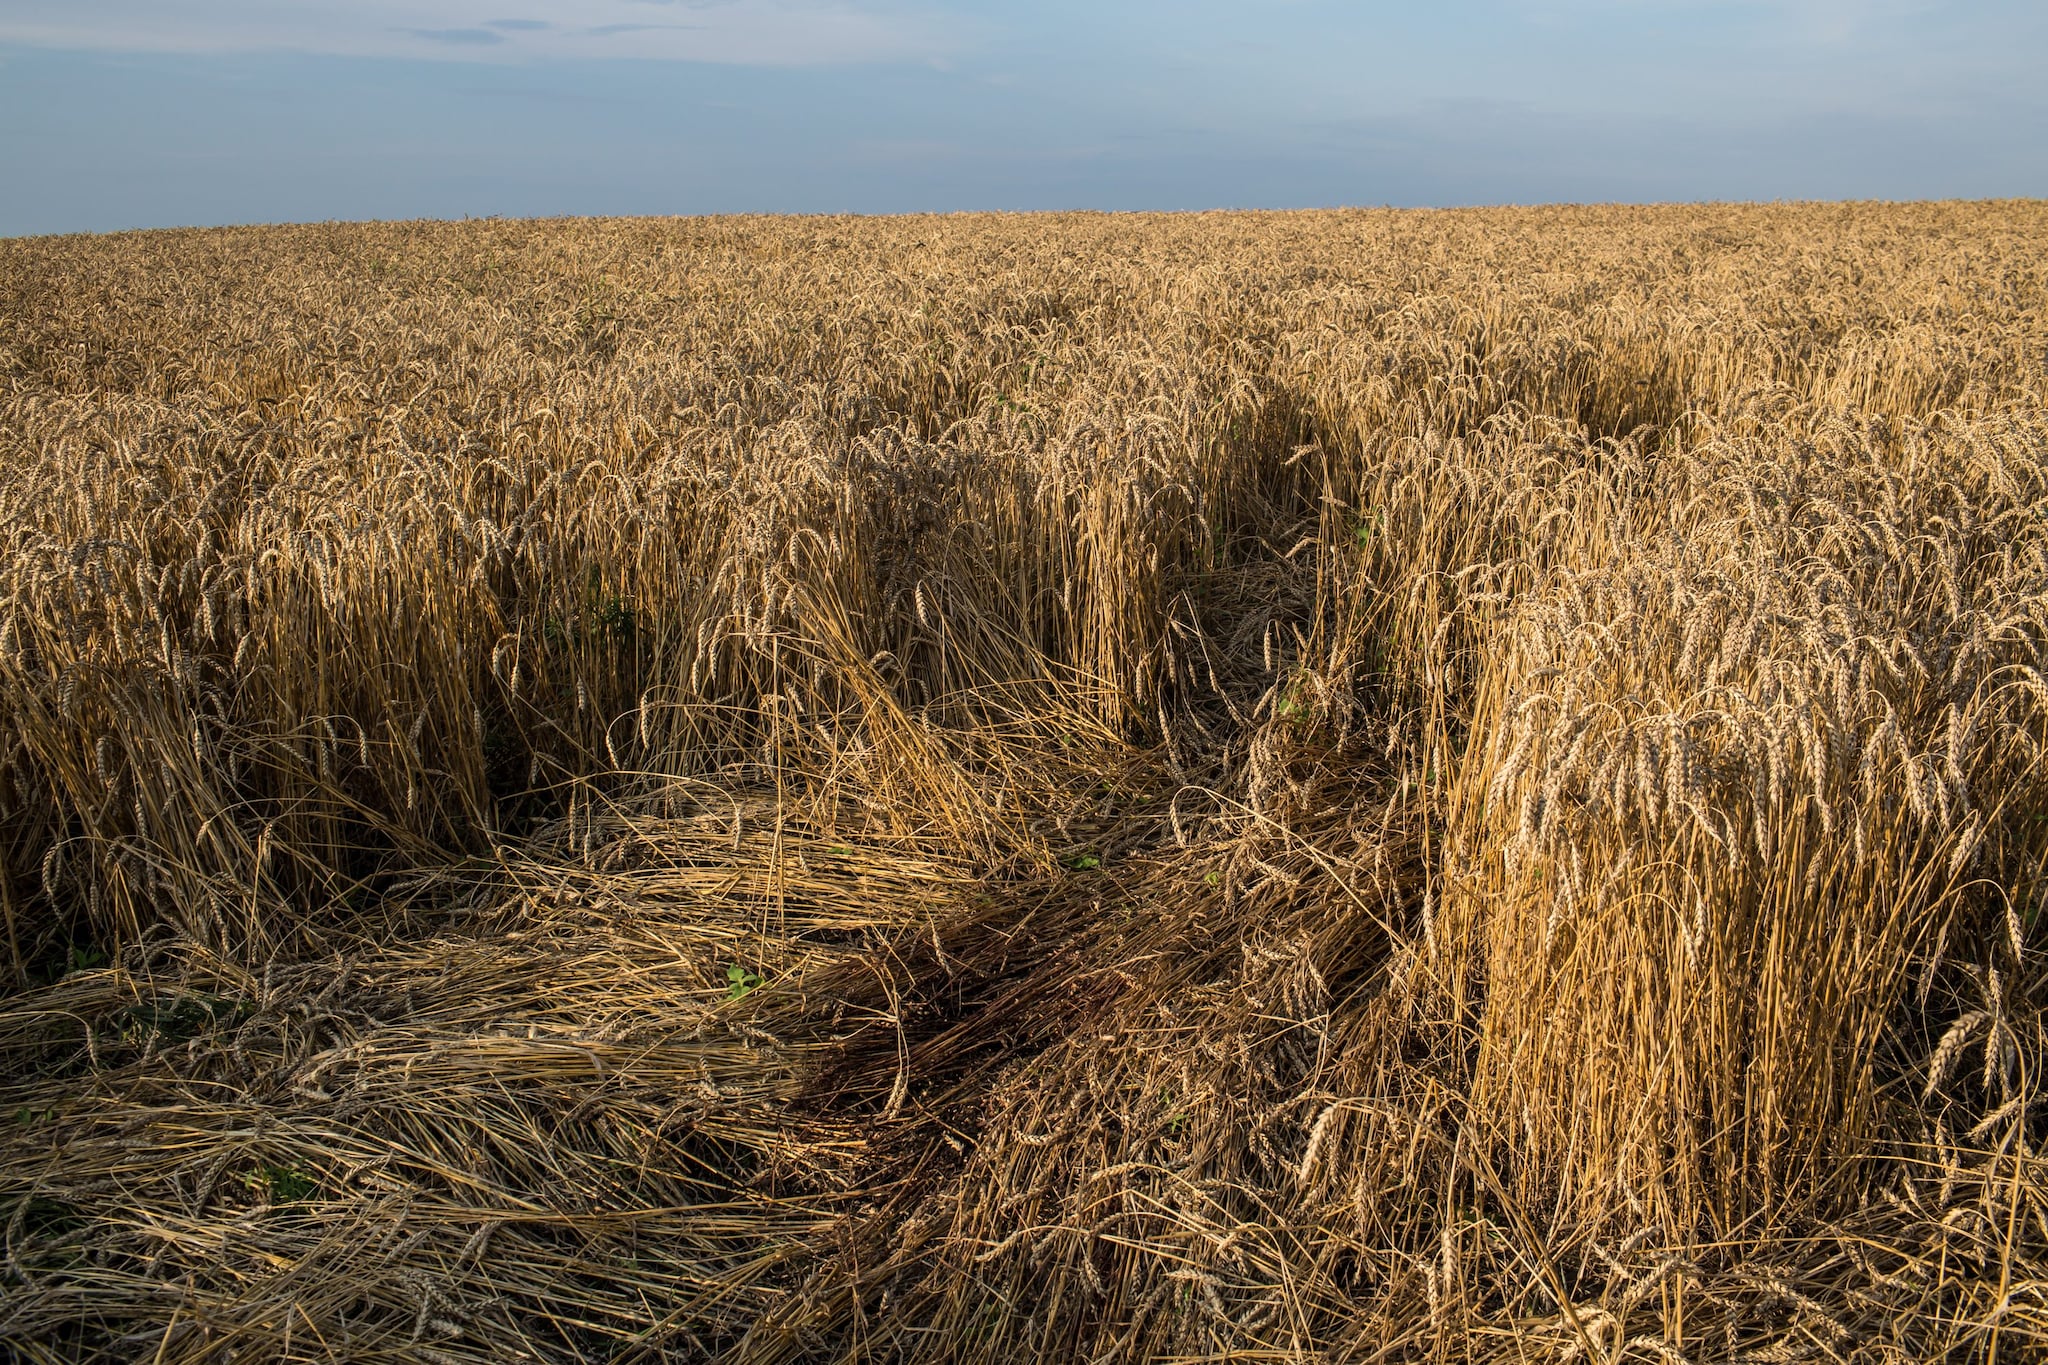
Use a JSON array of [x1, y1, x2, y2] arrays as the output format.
[[1, 1, 2044, 236]]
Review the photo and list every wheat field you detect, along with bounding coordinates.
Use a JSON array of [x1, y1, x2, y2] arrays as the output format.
[[2, 202, 2046, 1361]]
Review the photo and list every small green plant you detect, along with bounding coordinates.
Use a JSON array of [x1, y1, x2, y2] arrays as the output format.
[[543, 570, 638, 652], [14, 1106, 53, 1127], [1069, 854, 1101, 871], [592, 594, 635, 645], [1203, 870, 1221, 887], [244, 1165, 316, 1204], [726, 965, 762, 999], [16, 1196, 83, 1237], [68, 944, 106, 974], [1275, 668, 1322, 726], [121, 994, 251, 1044]]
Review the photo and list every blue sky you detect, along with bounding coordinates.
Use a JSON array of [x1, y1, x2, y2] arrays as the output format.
[[1, 1, 2043, 235]]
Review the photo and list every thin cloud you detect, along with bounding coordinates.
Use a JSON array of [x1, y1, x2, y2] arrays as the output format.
[[457, 83, 619, 105], [0, 1, 954, 67], [406, 28, 506, 45], [584, 23, 707, 37]]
